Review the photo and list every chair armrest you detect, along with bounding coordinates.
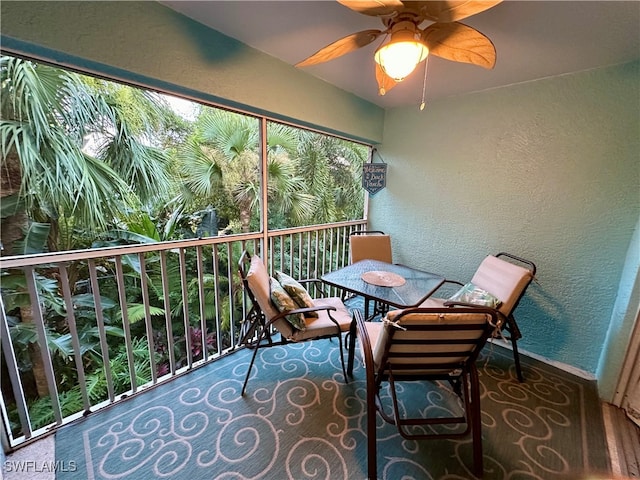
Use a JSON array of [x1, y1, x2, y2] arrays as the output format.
[[298, 278, 329, 297], [442, 300, 507, 330], [442, 300, 491, 308]]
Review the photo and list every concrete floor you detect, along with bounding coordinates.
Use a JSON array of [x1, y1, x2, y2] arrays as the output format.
[[2, 435, 55, 480]]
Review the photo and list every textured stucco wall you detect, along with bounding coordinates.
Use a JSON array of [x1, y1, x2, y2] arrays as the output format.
[[0, 1, 384, 144], [597, 218, 640, 401], [372, 62, 639, 375]]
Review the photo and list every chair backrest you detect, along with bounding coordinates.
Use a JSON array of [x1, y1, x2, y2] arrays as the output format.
[[239, 251, 294, 338], [470, 254, 535, 317], [372, 307, 497, 378], [349, 231, 392, 264]]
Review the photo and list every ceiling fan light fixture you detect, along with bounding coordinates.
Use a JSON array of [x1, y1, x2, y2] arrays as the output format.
[[374, 24, 428, 82]]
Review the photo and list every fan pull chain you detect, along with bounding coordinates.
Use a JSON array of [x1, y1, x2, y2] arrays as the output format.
[[419, 56, 430, 111]]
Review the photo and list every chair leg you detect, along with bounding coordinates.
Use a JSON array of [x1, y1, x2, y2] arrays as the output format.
[[366, 369, 377, 479], [372, 301, 389, 319], [469, 366, 484, 478], [511, 336, 524, 382], [241, 329, 267, 396], [504, 315, 524, 382], [337, 332, 348, 383]]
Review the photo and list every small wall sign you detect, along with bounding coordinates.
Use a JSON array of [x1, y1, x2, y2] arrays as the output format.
[[362, 163, 387, 195]]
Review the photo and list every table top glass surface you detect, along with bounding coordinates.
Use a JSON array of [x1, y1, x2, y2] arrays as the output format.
[[321, 260, 445, 309]]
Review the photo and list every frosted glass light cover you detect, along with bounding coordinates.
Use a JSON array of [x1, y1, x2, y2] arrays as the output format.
[[375, 41, 428, 81]]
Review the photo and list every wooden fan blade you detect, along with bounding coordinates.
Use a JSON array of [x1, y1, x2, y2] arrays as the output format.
[[409, 1, 502, 23], [375, 63, 398, 95], [296, 30, 383, 67], [422, 22, 496, 69], [338, 0, 404, 17]]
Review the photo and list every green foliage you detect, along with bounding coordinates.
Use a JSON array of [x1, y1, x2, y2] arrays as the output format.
[[12, 222, 50, 255], [1, 54, 369, 437], [1, 269, 64, 315], [0, 193, 25, 218], [1, 57, 131, 232], [7, 337, 153, 433], [122, 303, 166, 324], [11, 389, 85, 432]]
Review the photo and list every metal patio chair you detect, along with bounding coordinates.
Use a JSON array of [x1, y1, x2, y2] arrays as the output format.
[[349, 230, 393, 318], [349, 306, 498, 479], [238, 250, 354, 395], [420, 252, 536, 382]]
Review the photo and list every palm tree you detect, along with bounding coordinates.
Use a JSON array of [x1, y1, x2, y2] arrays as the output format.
[[0, 55, 177, 397], [177, 110, 315, 232], [2, 58, 117, 245], [0, 56, 179, 253], [295, 130, 367, 224]]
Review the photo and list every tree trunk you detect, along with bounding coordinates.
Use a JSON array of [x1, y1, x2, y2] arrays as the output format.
[[239, 201, 252, 233], [1, 150, 50, 398], [21, 304, 50, 398], [0, 151, 25, 256]]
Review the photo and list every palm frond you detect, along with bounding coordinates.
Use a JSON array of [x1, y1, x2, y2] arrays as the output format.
[[121, 303, 166, 324], [198, 110, 259, 159], [177, 139, 224, 198], [266, 122, 299, 154]]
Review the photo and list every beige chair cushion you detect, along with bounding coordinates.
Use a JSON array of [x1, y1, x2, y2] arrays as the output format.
[[246, 255, 294, 339], [365, 311, 489, 374], [360, 321, 383, 370], [291, 297, 352, 341], [349, 234, 392, 264], [419, 256, 532, 317], [246, 255, 352, 342], [471, 255, 533, 316]]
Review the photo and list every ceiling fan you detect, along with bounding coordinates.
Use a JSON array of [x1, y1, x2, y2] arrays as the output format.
[[296, 1, 503, 96]]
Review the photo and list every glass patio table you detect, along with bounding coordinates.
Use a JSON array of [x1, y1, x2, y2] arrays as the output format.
[[321, 259, 445, 319]]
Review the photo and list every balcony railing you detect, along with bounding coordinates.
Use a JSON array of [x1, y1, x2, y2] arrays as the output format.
[[0, 219, 366, 451]]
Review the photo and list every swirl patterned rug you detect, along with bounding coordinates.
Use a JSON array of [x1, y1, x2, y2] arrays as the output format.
[[55, 337, 610, 480]]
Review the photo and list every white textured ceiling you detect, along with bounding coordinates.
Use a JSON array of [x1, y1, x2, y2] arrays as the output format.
[[161, 1, 640, 108]]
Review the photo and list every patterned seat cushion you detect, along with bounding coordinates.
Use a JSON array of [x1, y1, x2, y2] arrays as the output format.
[[447, 282, 502, 309], [275, 271, 318, 317], [270, 278, 307, 331]]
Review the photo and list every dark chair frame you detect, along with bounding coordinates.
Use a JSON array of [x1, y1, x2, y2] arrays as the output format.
[[431, 252, 536, 382], [349, 306, 499, 479], [238, 250, 351, 395], [491, 253, 536, 382]]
